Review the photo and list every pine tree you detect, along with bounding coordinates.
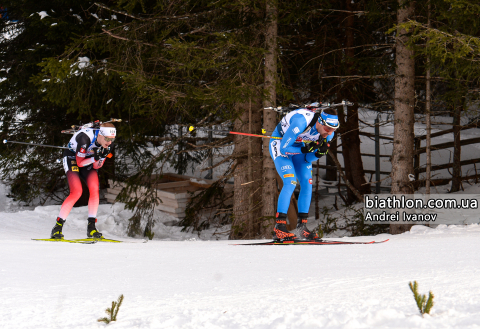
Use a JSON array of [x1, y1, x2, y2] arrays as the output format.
[[0, 1, 114, 204]]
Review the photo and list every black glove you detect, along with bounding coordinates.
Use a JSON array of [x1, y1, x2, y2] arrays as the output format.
[[301, 141, 319, 154], [315, 139, 330, 158], [93, 147, 110, 161]]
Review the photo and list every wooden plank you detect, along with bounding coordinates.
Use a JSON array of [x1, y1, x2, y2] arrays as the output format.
[[415, 137, 480, 155], [416, 158, 480, 174], [106, 187, 122, 195], [415, 122, 480, 141], [155, 180, 191, 189], [190, 181, 212, 188], [162, 186, 200, 194], [155, 204, 186, 214], [312, 163, 391, 175], [157, 198, 188, 208], [156, 189, 180, 200], [359, 131, 394, 141], [336, 151, 391, 158]]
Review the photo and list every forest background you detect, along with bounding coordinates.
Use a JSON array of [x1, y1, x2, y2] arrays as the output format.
[[1, 0, 479, 239]]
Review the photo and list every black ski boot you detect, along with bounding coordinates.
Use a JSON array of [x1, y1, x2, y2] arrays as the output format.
[[295, 214, 319, 241], [273, 213, 296, 242], [50, 217, 66, 239], [87, 217, 104, 239]]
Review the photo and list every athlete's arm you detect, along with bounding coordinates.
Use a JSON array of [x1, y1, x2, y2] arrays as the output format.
[[74, 133, 96, 167], [279, 114, 308, 156], [304, 133, 335, 162], [92, 147, 110, 169]]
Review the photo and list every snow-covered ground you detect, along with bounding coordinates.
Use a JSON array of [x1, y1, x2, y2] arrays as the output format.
[[2, 108, 480, 328], [1, 186, 480, 328]]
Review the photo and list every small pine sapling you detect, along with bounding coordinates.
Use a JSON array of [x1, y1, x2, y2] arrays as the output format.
[[98, 294, 124, 324], [409, 281, 434, 316]]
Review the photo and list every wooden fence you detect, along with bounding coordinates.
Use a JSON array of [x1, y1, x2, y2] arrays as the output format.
[[313, 120, 480, 193]]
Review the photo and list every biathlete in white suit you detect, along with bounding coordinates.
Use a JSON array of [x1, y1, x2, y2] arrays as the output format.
[[269, 106, 339, 241], [50, 123, 116, 239]]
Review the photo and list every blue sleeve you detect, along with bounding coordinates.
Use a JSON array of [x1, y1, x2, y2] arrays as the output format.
[[279, 114, 307, 155]]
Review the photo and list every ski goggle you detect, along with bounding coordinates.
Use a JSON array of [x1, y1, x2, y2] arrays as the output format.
[[103, 136, 115, 142], [319, 111, 340, 129]]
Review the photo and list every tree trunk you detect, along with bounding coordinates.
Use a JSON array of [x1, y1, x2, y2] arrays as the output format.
[[390, 0, 415, 235], [338, 0, 371, 204], [262, 0, 278, 237], [450, 105, 462, 192], [231, 98, 264, 239], [425, 0, 432, 195]]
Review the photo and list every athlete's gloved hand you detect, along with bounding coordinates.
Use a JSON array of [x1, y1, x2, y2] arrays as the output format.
[[301, 141, 319, 154], [93, 147, 110, 161], [315, 139, 330, 158]]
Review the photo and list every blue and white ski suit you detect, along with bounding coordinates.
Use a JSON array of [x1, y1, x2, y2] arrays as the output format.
[[269, 109, 334, 214]]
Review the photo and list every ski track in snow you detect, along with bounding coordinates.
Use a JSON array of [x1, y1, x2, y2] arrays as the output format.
[[1, 201, 480, 328]]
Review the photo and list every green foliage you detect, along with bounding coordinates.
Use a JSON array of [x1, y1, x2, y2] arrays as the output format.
[[97, 294, 124, 324], [181, 174, 233, 232], [0, 0, 115, 203], [409, 281, 435, 316], [392, 0, 480, 109]]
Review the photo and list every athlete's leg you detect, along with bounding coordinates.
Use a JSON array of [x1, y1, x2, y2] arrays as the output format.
[[269, 139, 298, 240], [269, 139, 297, 214], [58, 170, 83, 219], [83, 169, 100, 218], [291, 154, 318, 240], [79, 168, 103, 238], [292, 154, 313, 214]]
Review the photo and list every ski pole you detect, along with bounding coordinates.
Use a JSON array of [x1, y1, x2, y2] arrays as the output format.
[[187, 126, 323, 144], [188, 126, 281, 140], [3, 140, 69, 150]]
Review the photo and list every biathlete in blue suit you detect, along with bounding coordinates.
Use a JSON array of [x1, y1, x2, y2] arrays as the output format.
[[269, 106, 339, 241]]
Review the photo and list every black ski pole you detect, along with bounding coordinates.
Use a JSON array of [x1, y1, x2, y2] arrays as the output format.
[[3, 140, 69, 150]]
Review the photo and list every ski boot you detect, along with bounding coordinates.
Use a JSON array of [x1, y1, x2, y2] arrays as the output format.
[[87, 217, 104, 239], [295, 214, 319, 241], [273, 213, 296, 242], [50, 217, 66, 239]]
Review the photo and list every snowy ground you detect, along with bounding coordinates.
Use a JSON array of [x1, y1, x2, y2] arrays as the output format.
[[1, 188, 480, 328], [2, 109, 480, 328]]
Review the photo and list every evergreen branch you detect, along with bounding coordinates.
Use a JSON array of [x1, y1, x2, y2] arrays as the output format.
[[321, 74, 394, 79], [425, 291, 435, 314], [94, 2, 146, 20], [94, 2, 219, 22], [201, 154, 235, 173], [101, 29, 157, 47], [311, 9, 369, 14], [97, 294, 124, 323], [301, 44, 394, 70], [409, 281, 435, 316]]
